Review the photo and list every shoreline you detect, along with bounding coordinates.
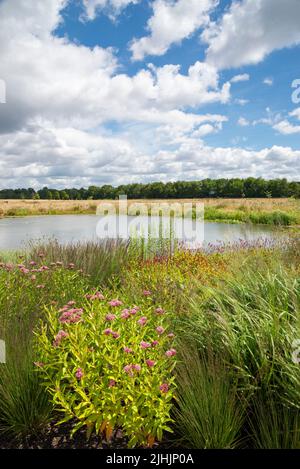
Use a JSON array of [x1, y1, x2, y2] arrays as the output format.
[[0, 198, 299, 227], [0, 211, 299, 229]]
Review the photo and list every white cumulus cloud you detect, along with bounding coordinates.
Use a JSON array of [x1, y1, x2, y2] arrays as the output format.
[[203, 0, 300, 69], [130, 0, 217, 61], [82, 0, 140, 20], [231, 74, 250, 83], [273, 120, 300, 135]]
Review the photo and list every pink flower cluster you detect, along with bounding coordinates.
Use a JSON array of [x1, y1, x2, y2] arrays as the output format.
[[165, 348, 177, 357], [75, 368, 84, 380], [53, 330, 69, 347], [137, 316, 148, 326], [123, 364, 141, 377], [103, 328, 120, 339], [18, 265, 30, 274], [0, 262, 14, 271], [159, 383, 169, 393], [121, 309, 130, 319], [156, 326, 165, 335], [108, 299, 123, 307], [105, 313, 116, 321], [140, 341, 151, 349], [59, 304, 84, 324], [146, 359, 156, 368], [86, 291, 105, 301]]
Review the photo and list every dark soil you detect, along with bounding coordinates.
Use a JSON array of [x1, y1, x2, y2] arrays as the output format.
[[0, 419, 179, 449], [0, 420, 130, 449]]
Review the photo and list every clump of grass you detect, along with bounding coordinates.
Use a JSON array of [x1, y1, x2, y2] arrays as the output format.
[[27, 239, 130, 288], [6, 208, 30, 217], [174, 346, 246, 448], [248, 391, 300, 449], [0, 250, 23, 263], [249, 211, 297, 226], [204, 206, 297, 226], [0, 348, 52, 439], [173, 254, 300, 448]]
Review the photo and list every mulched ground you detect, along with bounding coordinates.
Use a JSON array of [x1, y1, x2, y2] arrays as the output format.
[[0, 419, 174, 449], [0, 420, 131, 449]]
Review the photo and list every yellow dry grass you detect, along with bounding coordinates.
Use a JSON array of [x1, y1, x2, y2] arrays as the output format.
[[0, 197, 299, 216]]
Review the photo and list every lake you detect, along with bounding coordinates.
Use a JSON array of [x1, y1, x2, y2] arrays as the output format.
[[0, 214, 282, 250]]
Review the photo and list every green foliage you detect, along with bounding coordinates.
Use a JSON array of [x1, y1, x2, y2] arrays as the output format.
[[0, 350, 52, 438], [26, 240, 130, 288], [174, 347, 246, 448], [35, 292, 176, 447], [204, 207, 297, 225], [0, 178, 300, 200], [174, 261, 300, 448], [0, 238, 299, 448], [0, 260, 88, 438], [249, 391, 300, 448]]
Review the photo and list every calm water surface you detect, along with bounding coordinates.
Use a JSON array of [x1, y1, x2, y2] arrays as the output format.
[[0, 214, 281, 250]]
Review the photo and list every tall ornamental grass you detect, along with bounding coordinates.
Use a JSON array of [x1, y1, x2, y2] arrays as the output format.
[[173, 261, 300, 448], [27, 240, 130, 288], [174, 346, 246, 448]]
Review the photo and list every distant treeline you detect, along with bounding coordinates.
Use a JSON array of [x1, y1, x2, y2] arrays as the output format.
[[0, 178, 300, 200]]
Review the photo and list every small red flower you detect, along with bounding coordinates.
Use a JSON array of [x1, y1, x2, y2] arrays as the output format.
[[159, 383, 169, 393], [140, 341, 151, 349], [165, 348, 177, 357], [75, 368, 84, 380], [137, 316, 147, 326], [146, 359, 156, 368]]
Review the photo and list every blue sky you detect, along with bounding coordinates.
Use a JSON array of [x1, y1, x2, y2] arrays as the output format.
[[55, 0, 300, 150], [0, 0, 300, 188]]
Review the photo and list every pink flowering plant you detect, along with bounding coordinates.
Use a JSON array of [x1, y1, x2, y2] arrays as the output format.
[[35, 290, 176, 447], [0, 258, 88, 329]]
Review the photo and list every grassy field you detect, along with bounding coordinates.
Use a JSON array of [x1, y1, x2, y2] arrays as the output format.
[[0, 235, 300, 448], [0, 198, 299, 226]]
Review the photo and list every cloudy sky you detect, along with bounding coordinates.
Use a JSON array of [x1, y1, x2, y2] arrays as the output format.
[[0, 0, 300, 189]]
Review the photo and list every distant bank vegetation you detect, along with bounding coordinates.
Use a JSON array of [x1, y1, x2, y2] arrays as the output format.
[[0, 197, 299, 226], [0, 178, 300, 201]]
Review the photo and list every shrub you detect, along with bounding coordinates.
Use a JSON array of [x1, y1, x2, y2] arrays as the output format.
[[35, 291, 176, 447]]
